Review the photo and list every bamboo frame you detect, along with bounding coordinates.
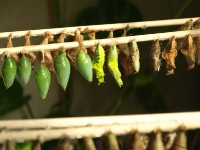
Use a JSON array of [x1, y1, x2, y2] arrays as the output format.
[[0, 17, 198, 39], [1, 29, 200, 55]]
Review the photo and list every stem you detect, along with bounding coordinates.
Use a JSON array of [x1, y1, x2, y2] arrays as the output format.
[[52, 0, 63, 27]]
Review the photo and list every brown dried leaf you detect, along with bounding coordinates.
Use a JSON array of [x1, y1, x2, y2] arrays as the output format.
[[181, 34, 196, 70], [162, 36, 177, 75], [150, 39, 161, 72], [127, 131, 146, 150], [147, 130, 165, 150]]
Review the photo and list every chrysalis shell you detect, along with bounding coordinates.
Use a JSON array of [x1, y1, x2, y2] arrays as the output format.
[[169, 130, 187, 150], [54, 53, 71, 91], [76, 50, 93, 82], [2, 56, 17, 89], [92, 42, 105, 85], [150, 39, 161, 72], [17, 55, 32, 87], [147, 130, 165, 150], [107, 45, 123, 87], [127, 131, 146, 150], [129, 40, 140, 73], [34, 65, 51, 99]]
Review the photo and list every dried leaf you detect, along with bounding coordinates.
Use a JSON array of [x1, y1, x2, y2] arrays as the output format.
[[181, 34, 196, 70], [147, 130, 165, 150], [127, 131, 146, 150], [193, 19, 200, 65], [83, 137, 96, 150], [150, 39, 161, 72], [162, 36, 177, 75]]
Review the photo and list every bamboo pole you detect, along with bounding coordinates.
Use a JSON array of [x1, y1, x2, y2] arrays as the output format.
[[0, 17, 198, 39], [0, 29, 200, 55]]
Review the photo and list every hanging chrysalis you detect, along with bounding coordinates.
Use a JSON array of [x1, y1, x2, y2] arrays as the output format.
[[17, 52, 32, 87], [32, 141, 41, 150], [2, 52, 17, 89], [107, 44, 123, 87], [92, 42, 105, 85], [181, 34, 196, 70], [76, 50, 93, 82], [83, 137, 96, 150], [54, 48, 71, 91], [176, 19, 193, 50], [193, 18, 200, 65], [38, 31, 55, 73], [105, 132, 120, 150], [162, 132, 177, 150], [56, 137, 73, 150], [16, 141, 32, 150], [5, 33, 19, 64], [162, 36, 177, 75], [169, 128, 187, 150], [146, 129, 165, 150], [127, 130, 146, 150], [150, 39, 161, 72], [129, 40, 140, 74], [35, 51, 51, 99], [118, 25, 133, 76], [6, 140, 15, 150]]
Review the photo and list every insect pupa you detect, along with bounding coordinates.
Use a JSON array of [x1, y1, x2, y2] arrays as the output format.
[[83, 136, 96, 150], [56, 137, 73, 150], [150, 39, 161, 72], [105, 132, 120, 150]]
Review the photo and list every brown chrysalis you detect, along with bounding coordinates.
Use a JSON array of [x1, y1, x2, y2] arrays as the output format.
[[5, 33, 19, 64], [127, 130, 146, 150], [118, 25, 133, 76], [162, 132, 177, 150], [193, 18, 200, 65], [32, 141, 42, 150], [56, 137, 73, 150], [146, 129, 165, 150], [162, 36, 177, 75], [6, 140, 15, 150], [83, 136, 96, 150], [105, 132, 120, 150], [181, 34, 196, 70], [150, 39, 161, 72], [176, 19, 193, 50], [38, 31, 54, 73]]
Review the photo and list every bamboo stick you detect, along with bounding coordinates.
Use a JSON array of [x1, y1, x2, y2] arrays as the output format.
[[0, 17, 198, 39], [0, 29, 200, 55]]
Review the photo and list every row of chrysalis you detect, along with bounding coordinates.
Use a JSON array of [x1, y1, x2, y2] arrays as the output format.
[[1, 18, 199, 99], [3, 128, 187, 150]]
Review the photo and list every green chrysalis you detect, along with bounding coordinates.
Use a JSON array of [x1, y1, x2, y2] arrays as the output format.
[[34, 65, 51, 99], [92, 42, 105, 85], [2, 56, 17, 89], [76, 50, 93, 82], [54, 53, 70, 90], [17, 55, 32, 87], [107, 45, 123, 87]]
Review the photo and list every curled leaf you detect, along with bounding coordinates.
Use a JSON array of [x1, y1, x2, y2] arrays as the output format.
[[129, 40, 140, 74], [108, 45, 123, 87], [162, 36, 177, 75], [193, 18, 200, 65], [181, 34, 196, 70], [92, 42, 105, 85], [150, 39, 161, 72]]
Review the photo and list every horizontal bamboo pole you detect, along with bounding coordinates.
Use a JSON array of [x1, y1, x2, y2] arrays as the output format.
[[0, 29, 200, 55], [0, 17, 198, 39]]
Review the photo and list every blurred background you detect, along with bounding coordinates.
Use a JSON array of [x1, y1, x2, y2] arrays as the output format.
[[0, 0, 200, 120]]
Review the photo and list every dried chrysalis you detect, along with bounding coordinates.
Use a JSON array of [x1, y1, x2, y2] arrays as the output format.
[[150, 39, 161, 72], [5, 33, 19, 64], [181, 34, 196, 70], [162, 36, 177, 75], [56, 137, 73, 150], [118, 25, 133, 76], [129, 40, 140, 74], [127, 131, 146, 150], [6, 140, 15, 150], [193, 18, 200, 65], [83, 137, 96, 150], [38, 31, 54, 73], [162, 132, 177, 150], [105, 132, 120, 150], [169, 129, 187, 150], [176, 19, 193, 50], [146, 130, 165, 150]]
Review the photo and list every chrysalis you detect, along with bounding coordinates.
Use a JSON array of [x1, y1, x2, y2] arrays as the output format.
[[54, 52, 71, 91], [6, 140, 15, 150], [92, 42, 105, 85], [127, 131, 146, 150], [181, 34, 196, 70], [38, 31, 54, 73], [76, 50, 93, 82], [162, 132, 177, 150], [56, 137, 73, 150], [17, 54, 32, 87], [193, 18, 200, 65], [107, 44, 123, 87], [83, 137, 96, 150], [146, 130, 165, 150], [2, 54, 17, 89], [32, 141, 41, 150], [150, 39, 161, 72], [129, 40, 140, 74], [162, 36, 177, 75], [176, 19, 193, 50], [105, 132, 120, 150], [16, 141, 32, 150]]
